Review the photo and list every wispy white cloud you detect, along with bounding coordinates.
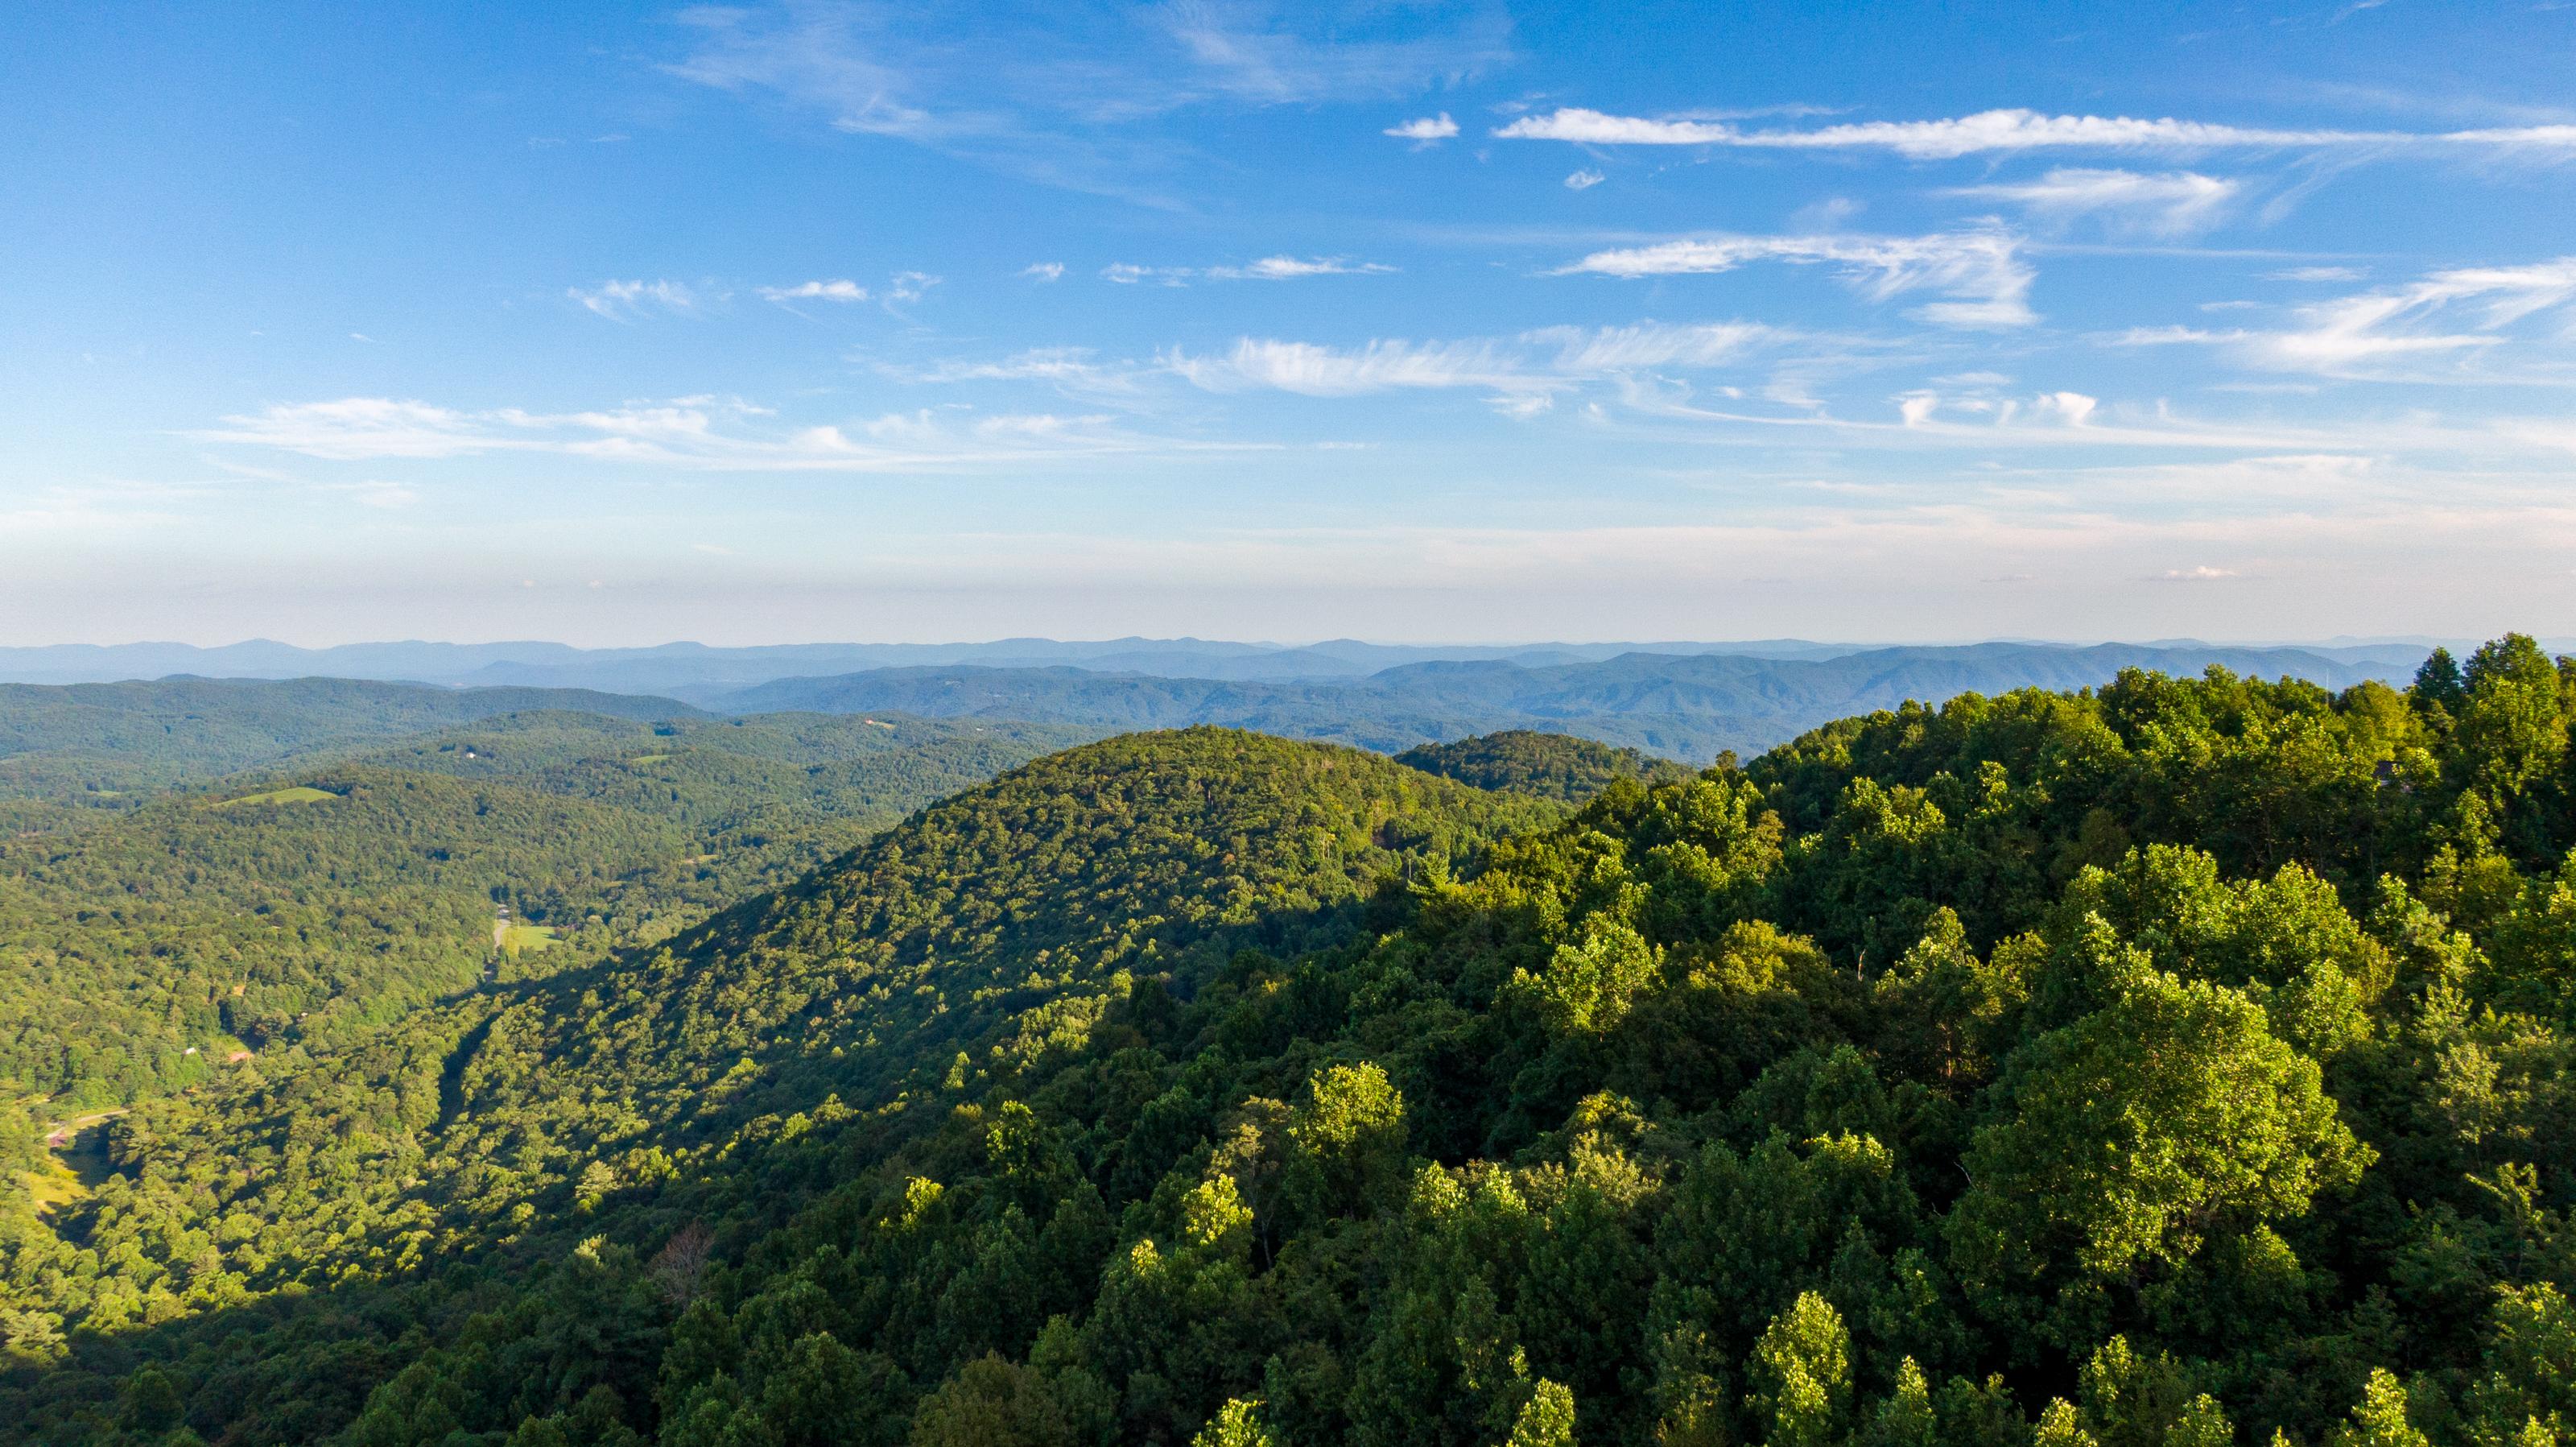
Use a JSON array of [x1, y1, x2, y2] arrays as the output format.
[[906, 319, 1793, 422], [1103, 263, 1194, 286], [1950, 167, 2238, 237], [1103, 255, 1397, 284], [906, 347, 1117, 384], [1170, 337, 1546, 403], [196, 398, 497, 460], [972, 411, 1117, 440], [886, 271, 941, 305], [1385, 113, 1460, 140], [758, 279, 871, 304], [194, 394, 1226, 470], [1022, 262, 1067, 281], [2033, 391, 2098, 426], [1615, 372, 2533, 457], [1526, 321, 1780, 371], [2119, 255, 2576, 376], [2442, 124, 2576, 151], [1492, 105, 2576, 158], [1492, 106, 2348, 153], [568, 279, 703, 320], [1208, 255, 1397, 279], [1558, 227, 2037, 329], [1492, 110, 1736, 145], [1897, 387, 2101, 431], [665, 2, 1509, 199], [894, 347, 1155, 405], [2268, 265, 2368, 282], [1564, 167, 1605, 190], [1158, 6, 1509, 106], [1163, 320, 1791, 413]]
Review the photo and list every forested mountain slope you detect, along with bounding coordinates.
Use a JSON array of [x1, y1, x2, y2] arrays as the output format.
[[708, 642, 2423, 760], [0, 730, 1544, 1438], [0, 713, 1090, 1109], [0, 679, 698, 829], [6, 640, 2575, 1447]]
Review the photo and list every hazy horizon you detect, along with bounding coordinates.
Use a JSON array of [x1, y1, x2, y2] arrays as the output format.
[[0, 630, 2508, 654]]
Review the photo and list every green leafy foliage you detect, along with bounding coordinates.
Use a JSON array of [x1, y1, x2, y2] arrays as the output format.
[[4, 640, 2576, 1447]]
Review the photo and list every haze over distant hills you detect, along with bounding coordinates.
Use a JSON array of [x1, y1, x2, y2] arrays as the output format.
[[0, 637, 1873, 690], [0, 634, 2464, 692], [0, 637, 2455, 766], [707, 641, 2439, 760]]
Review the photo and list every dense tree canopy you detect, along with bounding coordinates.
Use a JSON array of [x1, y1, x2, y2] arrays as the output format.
[[3, 641, 2574, 1447]]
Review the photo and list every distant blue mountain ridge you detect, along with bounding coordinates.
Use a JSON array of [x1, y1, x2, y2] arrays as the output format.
[[696, 641, 2450, 760], [0, 635, 2487, 761]]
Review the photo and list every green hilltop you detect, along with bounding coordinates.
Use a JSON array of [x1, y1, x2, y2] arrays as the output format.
[[1397, 728, 1698, 802]]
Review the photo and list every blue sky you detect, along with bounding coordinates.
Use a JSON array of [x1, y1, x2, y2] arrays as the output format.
[[5, 1, 2574, 646]]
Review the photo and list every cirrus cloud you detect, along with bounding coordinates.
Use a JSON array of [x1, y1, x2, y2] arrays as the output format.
[[1558, 227, 2037, 329], [568, 279, 704, 320], [192, 394, 1228, 471], [1491, 105, 2576, 159], [758, 279, 870, 304], [2118, 255, 2576, 376], [1948, 167, 2240, 237], [1103, 255, 1397, 284]]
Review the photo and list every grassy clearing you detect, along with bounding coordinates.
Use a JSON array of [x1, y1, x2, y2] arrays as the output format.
[[29, 1110, 126, 1212], [501, 922, 559, 953], [26, 1157, 88, 1215], [205, 785, 338, 810]]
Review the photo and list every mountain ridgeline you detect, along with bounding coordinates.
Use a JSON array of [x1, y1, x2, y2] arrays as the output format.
[[702, 642, 2431, 760], [0, 637, 2446, 692], [4, 639, 2576, 1447]]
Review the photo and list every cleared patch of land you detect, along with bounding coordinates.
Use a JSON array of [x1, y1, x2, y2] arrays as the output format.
[[205, 784, 338, 809], [501, 922, 558, 953], [27, 1108, 128, 1218], [26, 1156, 89, 1218]]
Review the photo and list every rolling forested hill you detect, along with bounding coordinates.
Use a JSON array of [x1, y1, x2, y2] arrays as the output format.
[[0, 678, 700, 832], [2, 639, 2570, 1447], [0, 709, 1092, 1110], [1396, 729, 1697, 801]]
